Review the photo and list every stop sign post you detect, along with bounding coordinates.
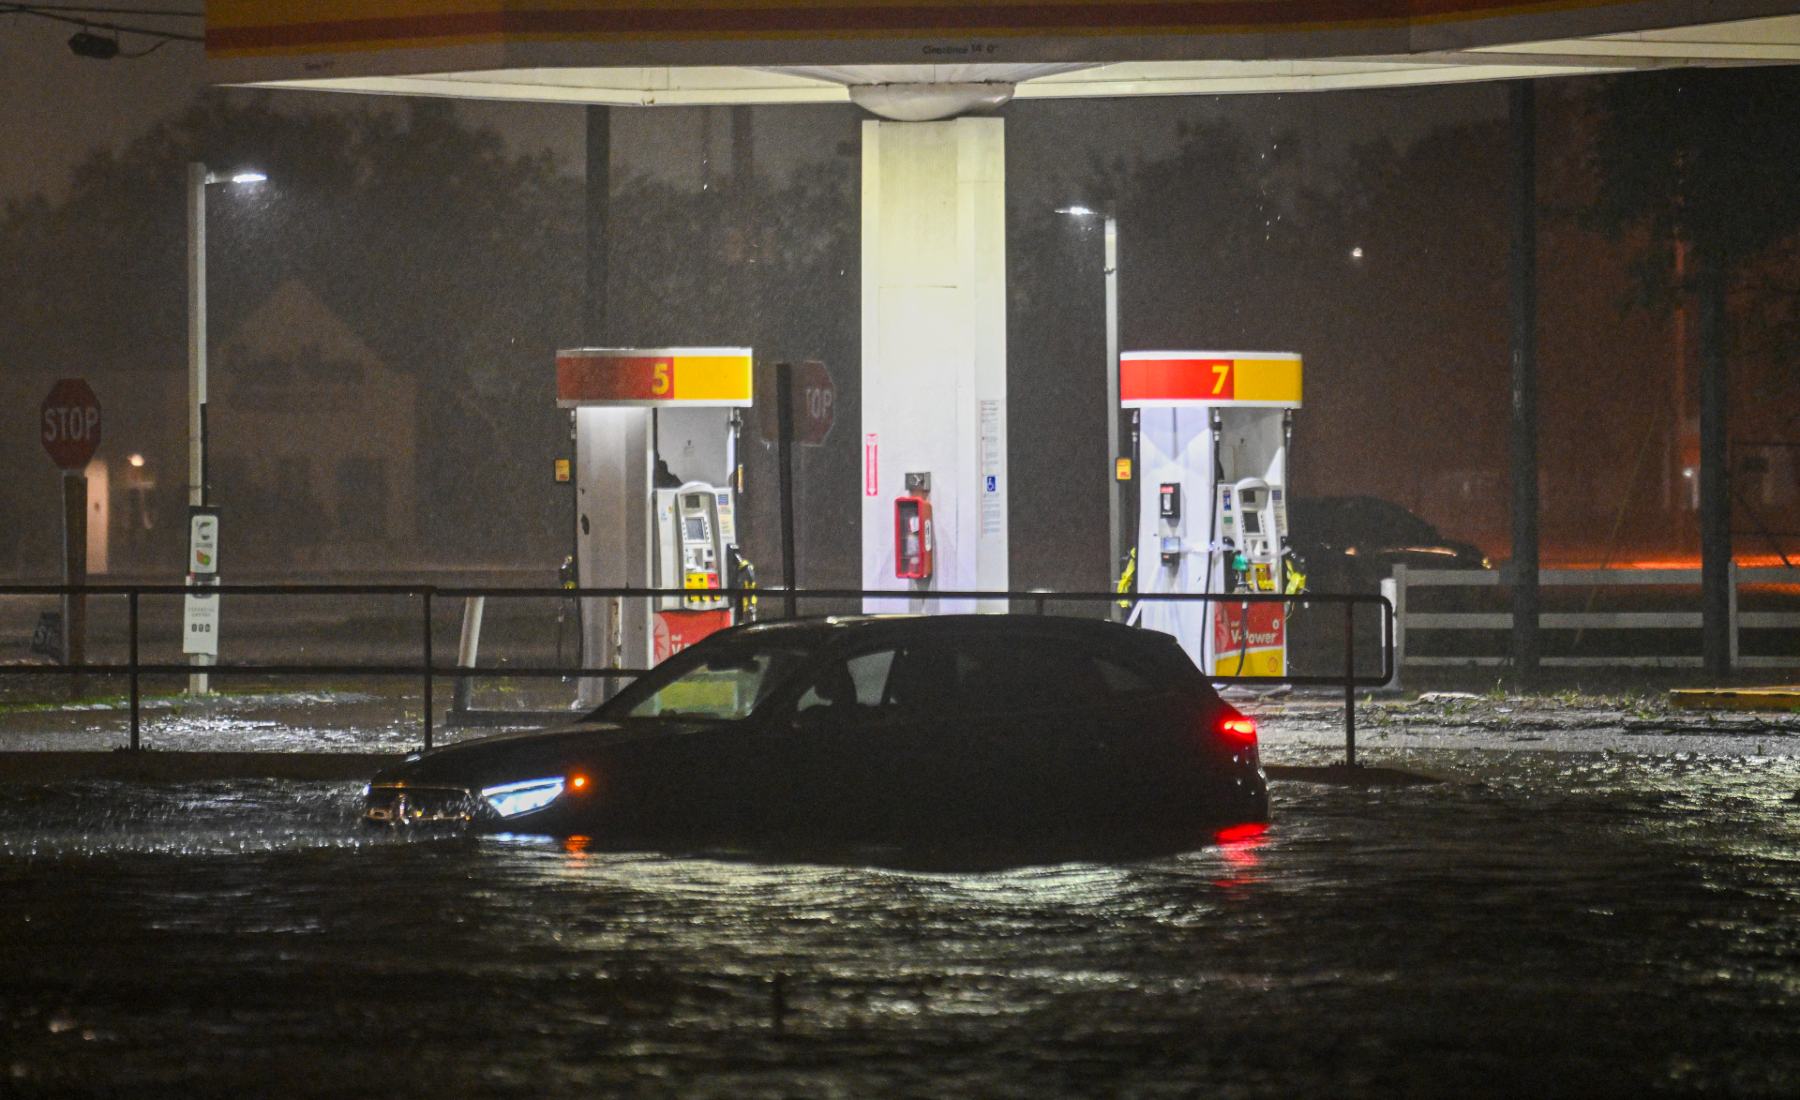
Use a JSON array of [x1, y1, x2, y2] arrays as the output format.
[[41, 379, 102, 698]]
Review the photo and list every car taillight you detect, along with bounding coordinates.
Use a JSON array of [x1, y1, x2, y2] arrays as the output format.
[[1217, 715, 1258, 745]]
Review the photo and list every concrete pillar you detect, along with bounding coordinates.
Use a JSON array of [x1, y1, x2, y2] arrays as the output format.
[[860, 118, 1008, 612]]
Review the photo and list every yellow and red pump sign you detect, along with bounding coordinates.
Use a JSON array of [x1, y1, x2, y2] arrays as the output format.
[[1211, 602, 1286, 678], [556, 347, 752, 408], [1120, 351, 1302, 409]]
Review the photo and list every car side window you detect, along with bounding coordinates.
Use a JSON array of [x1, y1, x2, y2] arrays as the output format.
[[1093, 654, 1158, 697], [795, 648, 899, 717], [950, 639, 1109, 714]]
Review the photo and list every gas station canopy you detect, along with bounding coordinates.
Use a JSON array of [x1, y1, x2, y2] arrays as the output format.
[[209, 1, 1800, 115]]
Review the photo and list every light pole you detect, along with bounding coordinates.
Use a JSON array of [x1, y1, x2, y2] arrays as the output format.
[[1057, 204, 1122, 611], [187, 163, 265, 694]]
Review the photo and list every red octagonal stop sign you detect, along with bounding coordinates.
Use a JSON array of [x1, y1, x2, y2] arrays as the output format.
[[792, 360, 835, 447], [41, 378, 102, 470], [759, 360, 836, 448]]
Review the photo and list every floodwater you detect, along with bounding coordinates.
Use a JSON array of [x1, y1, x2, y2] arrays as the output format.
[[2, 748, 1798, 1096]]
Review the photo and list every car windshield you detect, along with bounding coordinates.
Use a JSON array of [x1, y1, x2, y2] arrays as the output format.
[[599, 639, 813, 721]]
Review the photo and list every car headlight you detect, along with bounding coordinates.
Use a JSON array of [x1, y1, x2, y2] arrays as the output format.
[[480, 777, 564, 817]]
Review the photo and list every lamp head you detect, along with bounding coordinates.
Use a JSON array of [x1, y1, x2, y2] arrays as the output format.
[[68, 32, 120, 60]]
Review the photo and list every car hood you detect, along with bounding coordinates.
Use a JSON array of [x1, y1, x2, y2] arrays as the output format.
[[373, 718, 715, 788]]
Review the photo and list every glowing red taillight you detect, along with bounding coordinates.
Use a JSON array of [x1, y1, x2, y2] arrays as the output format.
[[1217, 715, 1258, 744]]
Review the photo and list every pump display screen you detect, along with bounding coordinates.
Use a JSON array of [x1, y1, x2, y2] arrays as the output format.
[[684, 516, 707, 542], [1242, 505, 1263, 535]]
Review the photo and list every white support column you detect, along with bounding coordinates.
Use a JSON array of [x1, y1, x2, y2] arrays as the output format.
[[861, 118, 1008, 613], [574, 406, 652, 703]]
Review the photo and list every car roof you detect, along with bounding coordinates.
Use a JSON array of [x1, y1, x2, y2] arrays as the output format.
[[731, 613, 1169, 650]]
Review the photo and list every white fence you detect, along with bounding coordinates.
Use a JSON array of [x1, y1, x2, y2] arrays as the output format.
[[1383, 565, 1800, 672]]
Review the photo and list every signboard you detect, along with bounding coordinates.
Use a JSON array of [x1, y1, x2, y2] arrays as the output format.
[[40, 379, 102, 470], [188, 508, 220, 575], [653, 609, 732, 663], [864, 434, 879, 497], [979, 399, 1002, 535], [1120, 352, 1302, 409], [1211, 602, 1285, 678], [182, 591, 220, 656], [1115, 457, 1132, 481], [555, 347, 753, 407], [758, 360, 835, 447]]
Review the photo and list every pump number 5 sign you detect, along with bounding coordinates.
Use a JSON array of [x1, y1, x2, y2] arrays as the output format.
[[556, 348, 753, 408]]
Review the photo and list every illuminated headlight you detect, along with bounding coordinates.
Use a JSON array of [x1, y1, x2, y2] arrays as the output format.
[[481, 777, 564, 818]]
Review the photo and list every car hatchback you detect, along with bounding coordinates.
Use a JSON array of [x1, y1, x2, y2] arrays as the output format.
[[365, 614, 1268, 849]]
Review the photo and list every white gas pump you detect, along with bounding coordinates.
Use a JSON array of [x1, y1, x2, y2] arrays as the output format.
[[557, 348, 754, 703], [1123, 351, 1303, 678], [655, 482, 736, 612]]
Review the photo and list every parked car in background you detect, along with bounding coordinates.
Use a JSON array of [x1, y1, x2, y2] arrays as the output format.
[[1287, 496, 1491, 594], [365, 614, 1268, 852]]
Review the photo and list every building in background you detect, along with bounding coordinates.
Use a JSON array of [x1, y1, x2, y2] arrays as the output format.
[[211, 279, 420, 572]]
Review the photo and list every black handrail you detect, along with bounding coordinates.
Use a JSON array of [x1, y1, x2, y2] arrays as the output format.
[[0, 583, 1392, 758]]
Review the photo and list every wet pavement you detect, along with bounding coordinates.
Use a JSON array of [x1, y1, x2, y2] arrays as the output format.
[[1, 693, 1798, 1096]]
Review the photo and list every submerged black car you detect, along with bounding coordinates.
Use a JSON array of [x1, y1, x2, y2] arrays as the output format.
[[365, 615, 1267, 848]]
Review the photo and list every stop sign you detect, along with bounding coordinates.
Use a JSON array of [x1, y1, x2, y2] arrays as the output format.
[[793, 360, 835, 446], [759, 360, 836, 447], [40, 379, 102, 470]]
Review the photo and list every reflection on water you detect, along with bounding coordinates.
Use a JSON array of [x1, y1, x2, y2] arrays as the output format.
[[1, 751, 1796, 1097]]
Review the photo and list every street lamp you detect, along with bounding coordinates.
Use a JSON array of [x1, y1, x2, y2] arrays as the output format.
[[187, 162, 264, 693], [1057, 203, 1123, 613]]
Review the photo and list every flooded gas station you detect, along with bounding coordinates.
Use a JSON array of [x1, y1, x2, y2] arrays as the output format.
[[5, 0, 1800, 1093]]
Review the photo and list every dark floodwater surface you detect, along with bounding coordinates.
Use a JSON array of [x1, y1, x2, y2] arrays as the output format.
[[3, 751, 1797, 1097]]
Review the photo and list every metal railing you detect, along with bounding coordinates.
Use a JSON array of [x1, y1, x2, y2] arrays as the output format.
[[1, 583, 1393, 763], [1385, 563, 1800, 673]]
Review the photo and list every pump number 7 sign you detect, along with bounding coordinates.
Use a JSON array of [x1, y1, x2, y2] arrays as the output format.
[[1118, 353, 1302, 407]]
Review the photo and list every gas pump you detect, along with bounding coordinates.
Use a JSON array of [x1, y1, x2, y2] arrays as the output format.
[[1215, 478, 1289, 594], [656, 481, 734, 614], [557, 347, 755, 703], [1122, 351, 1303, 678]]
